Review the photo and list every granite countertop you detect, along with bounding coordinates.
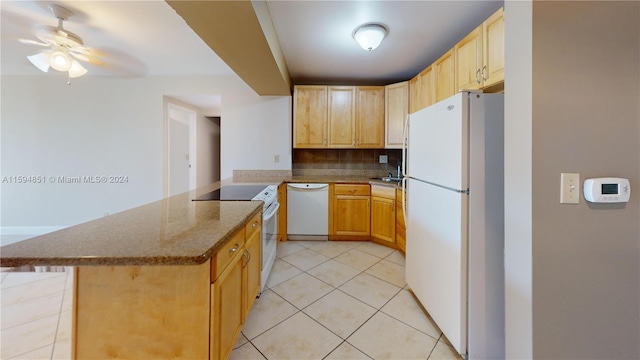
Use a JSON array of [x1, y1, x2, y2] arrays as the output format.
[[0, 175, 401, 268], [0, 185, 262, 267]]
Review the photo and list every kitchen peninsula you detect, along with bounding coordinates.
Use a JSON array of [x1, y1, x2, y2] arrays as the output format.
[[0, 186, 263, 359]]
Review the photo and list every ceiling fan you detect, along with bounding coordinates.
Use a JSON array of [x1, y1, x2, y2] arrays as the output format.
[[19, 4, 92, 81]]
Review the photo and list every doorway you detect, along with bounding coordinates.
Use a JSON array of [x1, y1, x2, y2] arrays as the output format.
[[166, 103, 196, 196]]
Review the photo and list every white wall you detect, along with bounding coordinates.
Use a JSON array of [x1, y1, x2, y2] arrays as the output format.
[[0, 74, 291, 231]]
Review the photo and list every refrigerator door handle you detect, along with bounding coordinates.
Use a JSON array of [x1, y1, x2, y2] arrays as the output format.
[[402, 176, 408, 226], [402, 114, 409, 177]]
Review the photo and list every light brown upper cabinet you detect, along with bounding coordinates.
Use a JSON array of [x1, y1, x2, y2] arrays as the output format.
[[356, 86, 385, 148], [435, 48, 456, 103], [408, 76, 420, 114], [455, 25, 483, 91], [455, 7, 504, 92], [293, 85, 328, 148], [409, 66, 435, 114], [293, 85, 385, 149], [328, 86, 356, 148], [385, 81, 408, 148], [482, 7, 505, 88]]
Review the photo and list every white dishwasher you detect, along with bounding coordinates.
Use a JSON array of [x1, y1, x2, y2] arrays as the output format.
[[287, 183, 329, 241]]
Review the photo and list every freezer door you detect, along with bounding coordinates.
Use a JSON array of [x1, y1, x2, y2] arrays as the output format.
[[405, 178, 468, 355], [407, 92, 468, 191]]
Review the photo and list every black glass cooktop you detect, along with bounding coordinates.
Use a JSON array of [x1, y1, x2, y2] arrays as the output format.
[[193, 185, 268, 201]]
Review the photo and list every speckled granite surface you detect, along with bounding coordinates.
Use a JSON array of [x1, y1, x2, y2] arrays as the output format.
[[0, 185, 262, 267], [0, 174, 401, 267]]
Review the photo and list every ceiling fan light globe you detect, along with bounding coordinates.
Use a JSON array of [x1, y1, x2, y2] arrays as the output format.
[[49, 47, 72, 72], [353, 24, 387, 51], [27, 52, 50, 72], [68, 60, 88, 78]]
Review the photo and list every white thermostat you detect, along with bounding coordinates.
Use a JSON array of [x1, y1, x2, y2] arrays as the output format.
[[583, 177, 631, 203]]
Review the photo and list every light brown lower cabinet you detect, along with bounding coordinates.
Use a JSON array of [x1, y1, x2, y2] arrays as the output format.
[[73, 212, 262, 360], [329, 183, 371, 240], [370, 185, 396, 246], [395, 188, 406, 253]]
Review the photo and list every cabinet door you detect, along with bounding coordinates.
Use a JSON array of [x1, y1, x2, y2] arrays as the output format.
[[435, 49, 456, 103], [419, 66, 435, 109], [356, 86, 385, 148], [482, 7, 504, 88], [328, 86, 356, 148], [332, 195, 370, 236], [293, 85, 327, 148], [244, 228, 261, 318], [408, 75, 421, 114], [371, 196, 396, 244], [211, 255, 243, 360], [385, 81, 409, 148], [455, 25, 483, 91]]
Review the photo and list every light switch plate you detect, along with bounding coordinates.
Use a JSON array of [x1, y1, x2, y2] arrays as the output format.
[[560, 173, 580, 204]]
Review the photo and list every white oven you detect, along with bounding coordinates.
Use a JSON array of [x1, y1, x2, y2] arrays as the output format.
[[251, 185, 279, 292]]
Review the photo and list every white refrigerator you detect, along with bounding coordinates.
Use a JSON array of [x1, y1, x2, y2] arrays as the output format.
[[403, 92, 505, 359]]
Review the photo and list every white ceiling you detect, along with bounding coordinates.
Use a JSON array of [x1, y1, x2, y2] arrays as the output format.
[[1, 0, 504, 90]]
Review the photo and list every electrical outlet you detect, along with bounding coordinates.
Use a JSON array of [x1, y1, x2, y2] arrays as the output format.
[[379, 155, 388, 164], [274, 154, 279, 163], [560, 173, 580, 204]]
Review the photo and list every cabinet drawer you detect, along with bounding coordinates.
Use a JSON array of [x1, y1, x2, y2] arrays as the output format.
[[245, 212, 261, 239], [211, 230, 245, 282], [372, 185, 396, 199], [334, 184, 370, 196]]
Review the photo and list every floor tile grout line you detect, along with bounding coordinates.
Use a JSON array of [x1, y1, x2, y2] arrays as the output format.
[[50, 271, 73, 359], [6, 342, 55, 360], [0, 273, 67, 292]]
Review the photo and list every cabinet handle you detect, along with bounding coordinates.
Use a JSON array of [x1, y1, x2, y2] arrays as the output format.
[[252, 221, 258, 228], [323, 138, 327, 146], [482, 66, 487, 81], [475, 68, 481, 84], [229, 243, 240, 256], [242, 250, 250, 268]]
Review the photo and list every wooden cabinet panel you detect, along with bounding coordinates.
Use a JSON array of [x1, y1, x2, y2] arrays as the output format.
[[396, 188, 406, 253], [332, 195, 370, 236], [211, 255, 243, 360], [244, 228, 261, 319], [328, 86, 356, 148], [293, 85, 327, 148], [435, 48, 456, 103], [74, 263, 210, 360], [385, 81, 409, 148], [334, 184, 371, 196], [211, 230, 245, 282], [419, 66, 435, 109], [455, 25, 483, 91], [330, 184, 370, 239], [482, 7, 505, 88], [408, 76, 420, 114], [356, 86, 385, 148], [371, 195, 395, 244]]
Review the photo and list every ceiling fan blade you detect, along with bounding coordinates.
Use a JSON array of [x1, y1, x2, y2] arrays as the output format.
[[70, 52, 89, 62], [19, 38, 50, 47], [69, 46, 92, 55]]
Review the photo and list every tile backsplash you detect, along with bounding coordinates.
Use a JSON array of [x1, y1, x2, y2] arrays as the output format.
[[292, 149, 403, 177]]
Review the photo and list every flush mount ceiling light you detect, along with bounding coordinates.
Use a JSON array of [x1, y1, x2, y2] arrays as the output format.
[[19, 4, 90, 84], [353, 23, 388, 51]]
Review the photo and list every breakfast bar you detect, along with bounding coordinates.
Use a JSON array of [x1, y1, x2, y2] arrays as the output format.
[[0, 188, 263, 359]]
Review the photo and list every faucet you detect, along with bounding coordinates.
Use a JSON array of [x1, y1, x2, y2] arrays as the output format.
[[397, 164, 402, 178]]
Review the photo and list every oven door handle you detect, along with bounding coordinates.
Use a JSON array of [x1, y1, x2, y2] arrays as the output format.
[[262, 202, 280, 222]]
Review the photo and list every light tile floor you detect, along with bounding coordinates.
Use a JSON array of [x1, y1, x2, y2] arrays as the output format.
[[0, 241, 461, 360]]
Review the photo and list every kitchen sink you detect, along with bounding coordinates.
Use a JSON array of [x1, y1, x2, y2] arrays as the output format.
[[370, 177, 402, 183]]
